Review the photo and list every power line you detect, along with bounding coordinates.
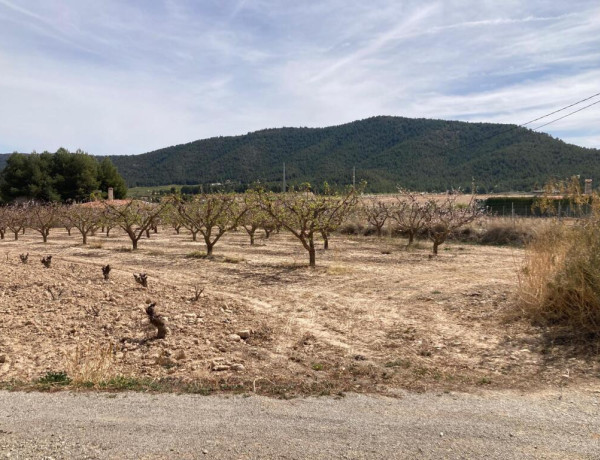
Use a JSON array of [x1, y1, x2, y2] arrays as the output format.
[[439, 91, 600, 154], [530, 99, 600, 131], [520, 91, 600, 127]]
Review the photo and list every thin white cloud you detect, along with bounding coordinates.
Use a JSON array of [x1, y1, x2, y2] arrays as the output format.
[[0, 0, 599, 154], [0, 0, 45, 22], [230, 0, 250, 19]]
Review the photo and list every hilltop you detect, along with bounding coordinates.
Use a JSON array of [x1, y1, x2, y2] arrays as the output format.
[[4, 116, 600, 192]]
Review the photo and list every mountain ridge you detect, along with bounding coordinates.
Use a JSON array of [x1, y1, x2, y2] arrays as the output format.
[[3, 116, 599, 193]]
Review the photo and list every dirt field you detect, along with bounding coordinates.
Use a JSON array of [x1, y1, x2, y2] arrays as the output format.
[[0, 226, 598, 395]]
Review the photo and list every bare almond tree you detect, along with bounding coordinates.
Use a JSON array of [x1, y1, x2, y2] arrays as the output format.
[[362, 198, 391, 237], [390, 189, 433, 246], [240, 192, 269, 245], [104, 200, 168, 250], [0, 206, 8, 240], [163, 203, 183, 234], [63, 204, 102, 244], [426, 193, 484, 254], [175, 193, 246, 256], [28, 203, 60, 243], [6, 206, 27, 240], [256, 183, 360, 267]]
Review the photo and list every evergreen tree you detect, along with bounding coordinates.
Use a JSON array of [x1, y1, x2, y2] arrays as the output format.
[[0, 149, 127, 203], [97, 157, 127, 199]]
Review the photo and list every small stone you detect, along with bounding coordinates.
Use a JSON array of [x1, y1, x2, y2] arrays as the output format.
[[212, 364, 230, 372], [155, 356, 177, 367], [237, 330, 251, 340], [231, 363, 245, 372], [0, 355, 5, 363], [175, 350, 186, 360], [228, 334, 241, 342], [211, 358, 231, 371], [202, 449, 208, 455]]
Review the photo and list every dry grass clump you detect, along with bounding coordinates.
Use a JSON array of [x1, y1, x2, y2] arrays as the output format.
[[64, 342, 118, 384], [337, 220, 366, 235], [479, 222, 533, 246], [519, 220, 600, 338]]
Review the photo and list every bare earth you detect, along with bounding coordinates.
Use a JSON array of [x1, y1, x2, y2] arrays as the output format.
[[0, 226, 598, 394], [1, 389, 599, 459]]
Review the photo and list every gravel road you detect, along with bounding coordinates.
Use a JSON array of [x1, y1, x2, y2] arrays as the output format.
[[1, 388, 599, 459]]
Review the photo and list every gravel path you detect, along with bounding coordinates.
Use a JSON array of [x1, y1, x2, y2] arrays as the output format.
[[1, 389, 599, 459]]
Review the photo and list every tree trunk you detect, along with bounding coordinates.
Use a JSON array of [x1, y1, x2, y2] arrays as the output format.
[[408, 231, 414, 245], [192, 231, 198, 241], [42, 232, 48, 243], [433, 241, 439, 255], [132, 238, 138, 250], [309, 238, 316, 267], [145, 229, 150, 238], [0, 229, 4, 239], [206, 242, 214, 257], [264, 229, 271, 239], [13, 231, 18, 241], [66, 228, 71, 236], [82, 233, 87, 245], [321, 231, 329, 250]]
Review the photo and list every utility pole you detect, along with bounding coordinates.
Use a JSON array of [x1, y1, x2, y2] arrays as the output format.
[[283, 162, 286, 193], [352, 166, 356, 188]]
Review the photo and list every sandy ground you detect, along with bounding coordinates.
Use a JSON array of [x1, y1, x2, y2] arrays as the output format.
[[1, 389, 599, 459], [0, 226, 598, 394]]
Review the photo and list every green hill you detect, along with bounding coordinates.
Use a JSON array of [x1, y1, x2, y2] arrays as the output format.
[[6, 116, 600, 193]]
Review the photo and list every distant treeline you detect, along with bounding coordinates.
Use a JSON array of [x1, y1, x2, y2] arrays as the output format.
[[0, 149, 127, 203]]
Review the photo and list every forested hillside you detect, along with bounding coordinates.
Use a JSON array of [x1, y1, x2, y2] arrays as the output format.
[[5, 116, 600, 192]]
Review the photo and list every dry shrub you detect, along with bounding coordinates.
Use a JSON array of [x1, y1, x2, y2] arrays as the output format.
[[65, 341, 117, 384], [519, 221, 600, 337], [362, 226, 375, 236], [479, 223, 533, 246], [337, 220, 365, 235], [450, 226, 479, 243]]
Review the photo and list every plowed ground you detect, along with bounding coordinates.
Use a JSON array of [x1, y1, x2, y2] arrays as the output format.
[[0, 227, 597, 395]]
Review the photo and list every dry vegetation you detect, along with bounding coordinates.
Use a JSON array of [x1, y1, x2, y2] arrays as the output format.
[[0, 220, 598, 396]]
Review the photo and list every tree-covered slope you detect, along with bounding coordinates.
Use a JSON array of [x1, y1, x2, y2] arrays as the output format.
[[6, 116, 600, 193], [104, 116, 599, 192]]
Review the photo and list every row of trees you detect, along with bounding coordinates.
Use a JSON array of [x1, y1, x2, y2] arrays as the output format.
[[0, 149, 127, 203], [362, 190, 484, 254], [0, 186, 483, 266]]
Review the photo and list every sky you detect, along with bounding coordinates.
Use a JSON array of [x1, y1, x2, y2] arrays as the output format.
[[0, 0, 599, 155]]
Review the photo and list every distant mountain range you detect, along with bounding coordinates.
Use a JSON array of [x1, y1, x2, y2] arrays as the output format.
[[3, 116, 599, 193]]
